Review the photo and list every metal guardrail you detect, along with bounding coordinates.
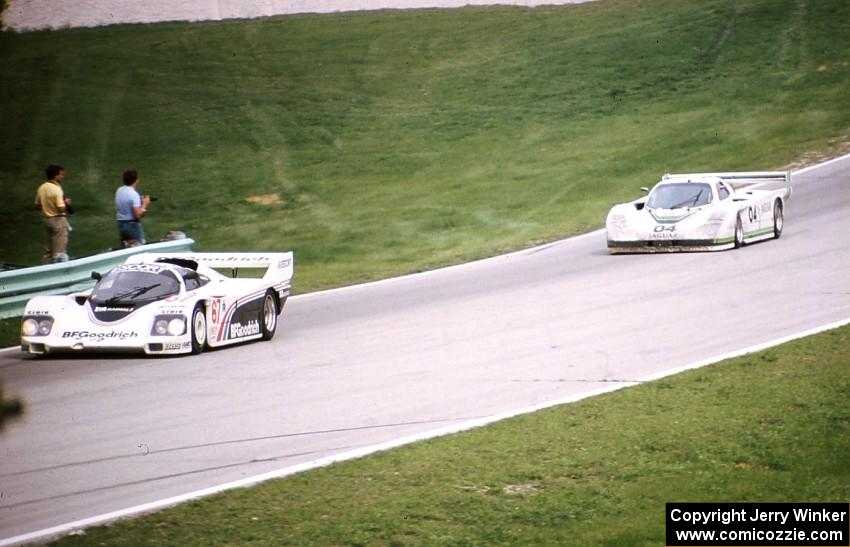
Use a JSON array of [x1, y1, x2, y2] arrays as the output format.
[[0, 238, 194, 319]]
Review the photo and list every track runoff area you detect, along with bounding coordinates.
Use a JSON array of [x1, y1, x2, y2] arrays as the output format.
[[3, 154, 850, 546]]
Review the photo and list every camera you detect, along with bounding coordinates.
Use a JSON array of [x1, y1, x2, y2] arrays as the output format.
[[148, 196, 159, 202]]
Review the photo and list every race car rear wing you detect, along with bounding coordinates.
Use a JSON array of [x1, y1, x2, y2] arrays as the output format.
[[126, 252, 294, 283], [664, 171, 791, 199]]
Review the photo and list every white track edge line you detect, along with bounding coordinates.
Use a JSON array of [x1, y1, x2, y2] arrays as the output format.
[[4, 315, 849, 546]]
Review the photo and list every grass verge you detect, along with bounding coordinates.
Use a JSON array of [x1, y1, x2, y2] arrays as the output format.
[[0, 318, 17, 349], [49, 324, 850, 545]]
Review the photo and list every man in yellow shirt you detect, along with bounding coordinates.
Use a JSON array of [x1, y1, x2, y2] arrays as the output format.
[[34, 164, 72, 263]]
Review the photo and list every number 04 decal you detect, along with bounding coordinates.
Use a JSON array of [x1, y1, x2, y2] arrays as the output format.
[[748, 206, 759, 223]]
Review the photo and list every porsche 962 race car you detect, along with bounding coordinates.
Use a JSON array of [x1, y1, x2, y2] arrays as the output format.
[[21, 252, 293, 356], [606, 171, 791, 253]]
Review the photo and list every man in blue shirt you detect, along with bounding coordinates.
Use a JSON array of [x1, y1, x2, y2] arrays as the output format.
[[115, 169, 151, 247]]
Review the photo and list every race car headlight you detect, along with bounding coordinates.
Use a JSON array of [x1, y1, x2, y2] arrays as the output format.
[[152, 315, 186, 336], [154, 319, 168, 335], [22, 317, 53, 336], [22, 318, 38, 336], [167, 318, 185, 336], [38, 319, 53, 335]]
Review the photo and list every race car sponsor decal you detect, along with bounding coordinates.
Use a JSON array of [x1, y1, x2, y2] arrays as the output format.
[[156, 306, 188, 315], [62, 330, 139, 341], [89, 300, 140, 323], [115, 263, 166, 274], [174, 255, 272, 264], [216, 290, 265, 342], [163, 342, 190, 351], [650, 225, 677, 239], [229, 319, 260, 339]]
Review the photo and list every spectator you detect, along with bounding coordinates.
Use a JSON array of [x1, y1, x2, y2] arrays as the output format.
[[34, 164, 72, 263], [115, 169, 151, 247]]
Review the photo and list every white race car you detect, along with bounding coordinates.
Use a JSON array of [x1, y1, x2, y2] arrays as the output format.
[[21, 252, 293, 356], [606, 171, 791, 253]]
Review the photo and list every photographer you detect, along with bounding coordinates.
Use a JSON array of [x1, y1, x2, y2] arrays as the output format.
[[114, 169, 153, 247]]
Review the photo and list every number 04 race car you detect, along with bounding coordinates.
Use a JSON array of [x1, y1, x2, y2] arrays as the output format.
[[605, 171, 791, 253], [21, 252, 293, 356]]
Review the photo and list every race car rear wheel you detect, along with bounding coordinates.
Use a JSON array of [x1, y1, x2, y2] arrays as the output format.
[[734, 214, 744, 249], [773, 200, 784, 238], [260, 290, 278, 341], [191, 304, 207, 354]]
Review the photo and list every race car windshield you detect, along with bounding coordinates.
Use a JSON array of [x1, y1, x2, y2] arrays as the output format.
[[91, 270, 180, 305], [646, 183, 712, 209]]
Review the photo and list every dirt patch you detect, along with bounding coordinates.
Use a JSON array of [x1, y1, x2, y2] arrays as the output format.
[[782, 134, 850, 172], [502, 483, 542, 495], [245, 193, 283, 206]]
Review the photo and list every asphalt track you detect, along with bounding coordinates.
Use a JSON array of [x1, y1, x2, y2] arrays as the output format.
[[1, 155, 849, 544]]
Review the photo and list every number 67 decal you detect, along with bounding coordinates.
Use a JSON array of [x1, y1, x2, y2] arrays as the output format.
[[210, 298, 224, 324]]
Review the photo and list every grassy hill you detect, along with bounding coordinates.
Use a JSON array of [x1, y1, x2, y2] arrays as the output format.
[[2, 0, 849, 292]]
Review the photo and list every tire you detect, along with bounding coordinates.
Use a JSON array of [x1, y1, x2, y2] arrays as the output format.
[[733, 214, 744, 249], [190, 303, 207, 354], [260, 290, 278, 341], [773, 200, 784, 238]]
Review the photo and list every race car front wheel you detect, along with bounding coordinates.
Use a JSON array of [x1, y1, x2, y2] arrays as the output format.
[[260, 290, 278, 341], [734, 215, 744, 249], [191, 304, 207, 354]]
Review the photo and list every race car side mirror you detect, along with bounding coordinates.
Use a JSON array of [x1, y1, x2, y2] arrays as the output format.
[[91, 271, 102, 281]]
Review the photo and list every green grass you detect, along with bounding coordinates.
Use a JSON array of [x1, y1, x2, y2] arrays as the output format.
[[49, 324, 850, 546], [0, 318, 17, 349], [2, 0, 850, 293]]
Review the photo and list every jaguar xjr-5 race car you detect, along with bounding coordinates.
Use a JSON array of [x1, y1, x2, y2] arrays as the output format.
[[21, 252, 293, 356], [606, 171, 791, 253]]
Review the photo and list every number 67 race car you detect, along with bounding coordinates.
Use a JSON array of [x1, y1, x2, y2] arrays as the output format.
[[605, 171, 791, 253], [21, 252, 293, 356]]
